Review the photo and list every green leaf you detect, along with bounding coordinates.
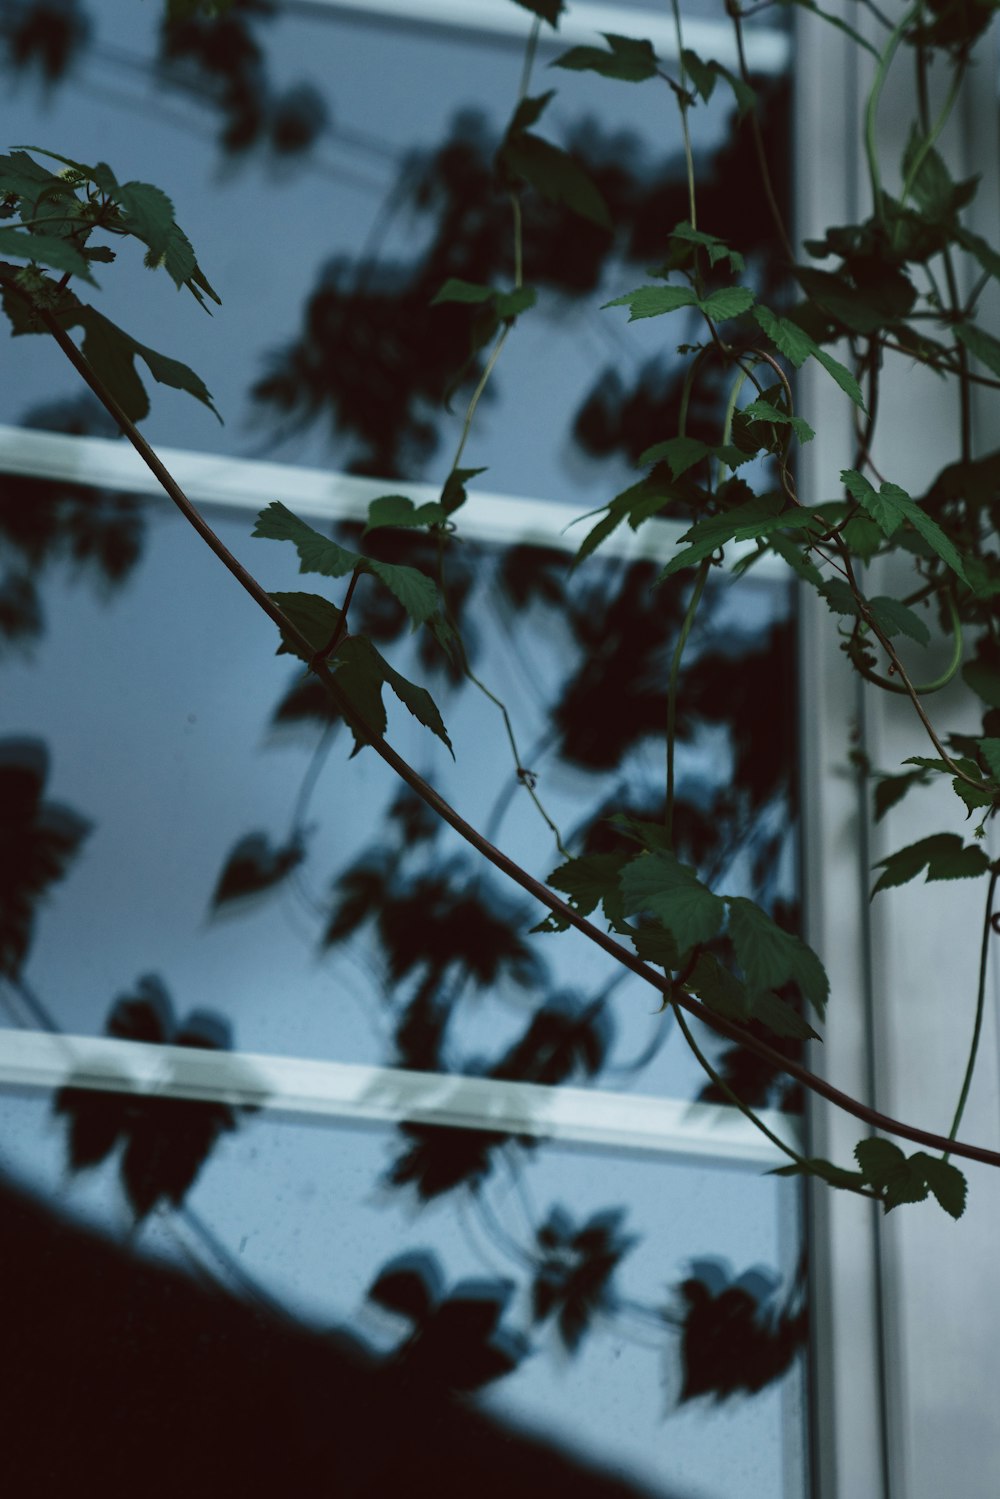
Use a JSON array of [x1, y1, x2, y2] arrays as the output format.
[[725, 896, 828, 1016], [687, 952, 752, 1021], [953, 777, 994, 815], [770, 1157, 868, 1190], [0, 226, 96, 283], [818, 578, 860, 618], [636, 440, 746, 482], [365, 559, 439, 625], [698, 285, 755, 321], [840, 471, 968, 585], [854, 1138, 927, 1211], [977, 737, 1000, 781], [269, 590, 341, 659], [680, 48, 716, 102], [867, 596, 931, 645], [963, 658, 1000, 709], [547, 852, 630, 923], [14, 146, 118, 194], [328, 635, 388, 752], [113, 181, 177, 263], [670, 222, 745, 274], [619, 851, 725, 952], [775, 0, 880, 59], [741, 398, 814, 443], [628, 924, 681, 969], [853, 1139, 964, 1216], [494, 286, 536, 319], [955, 322, 1000, 379], [253, 503, 360, 578], [54, 304, 219, 422], [681, 50, 754, 115], [752, 305, 865, 408], [510, 0, 565, 25], [573, 465, 693, 565], [871, 832, 990, 896], [440, 466, 486, 517], [953, 224, 1000, 283], [765, 530, 824, 585], [365, 495, 446, 532], [911, 1153, 966, 1219], [603, 284, 697, 320], [659, 491, 797, 577], [375, 645, 453, 754], [501, 133, 611, 228], [431, 279, 497, 306], [552, 33, 659, 82]]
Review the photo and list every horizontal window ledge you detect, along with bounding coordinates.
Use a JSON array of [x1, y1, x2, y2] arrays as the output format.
[[0, 1028, 800, 1168], [290, 0, 792, 76], [0, 425, 786, 576]]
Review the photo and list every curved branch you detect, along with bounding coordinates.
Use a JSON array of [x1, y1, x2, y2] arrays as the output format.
[[31, 303, 1000, 1172]]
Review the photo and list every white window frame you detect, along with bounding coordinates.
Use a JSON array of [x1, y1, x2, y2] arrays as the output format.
[[0, 0, 800, 1202], [795, 5, 1000, 1498]]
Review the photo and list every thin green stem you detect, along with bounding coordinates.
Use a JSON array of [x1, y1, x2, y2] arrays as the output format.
[[729, 2, 795, 262], [865, 1, 920, 220], [448, 324, 510, 474], [666, 560, 710, 845], [856, 590, 963, 696], [899, 60, 965, 210], [945, 868, 1000, 1158], [517, 16, 541, 103], [672, 1003, 876, 1195], [670, 0, 697, 231]]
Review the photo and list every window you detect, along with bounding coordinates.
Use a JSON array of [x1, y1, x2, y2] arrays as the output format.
[[0, 3, 827, 1495]]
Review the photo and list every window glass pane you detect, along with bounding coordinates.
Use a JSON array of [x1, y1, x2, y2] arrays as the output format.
[[1, 0, 789, 508], [1, 493, 799, 1110], [0, 1084, 807, 1496]]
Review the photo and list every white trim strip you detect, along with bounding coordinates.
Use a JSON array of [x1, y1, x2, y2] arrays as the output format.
[[0, 425, 786, 576], [0, 1029, 799, 1167], [289, 0, 792, 76]]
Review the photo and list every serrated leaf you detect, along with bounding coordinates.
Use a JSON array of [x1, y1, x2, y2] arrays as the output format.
[[871, 832, 990, 896], [113, 180, 176, 262], [854, 1138, 930, 1212], [619, 851, 725, 952], [269, 590, 341, 659], [547, 853, 630, 926], [953, 224, 1000, 282], [956, 322, 1000, 379], [953, 777, 994, 815], [57, 303, 219, 422], [603, 284, 697, 320], [628, 924, 681, 969], [868, 596, 931, 645], [841, 471, 967, 585], [670, 222, 745, 274], [698, 285, 755, 321], [552, 33, 658, 82], [0, 226, 96, 282], [770, 1157, 867, 1190], [440, 466, 486, 517], [963, 658, 1000, 708], [686, 952, 751, 1021], [659, 491, 794, 577], [366, 559, 439, 626], [365, 495, 446, 532], [375, 646, 453, 755], [741, 399, 814, 443], [253, 502, 360, 577], [977, 738, 1000, 782], [638, 436, 711, 476], [725, 896, 828, 1016], [752, 305, 865, 407], [766, 530, 824, 585], [501, 133, 610, 229], [431, 279, 496, 306], [911, 1153, 966, 1219], [681, 50, 754, 114], [494, 286, 536, 319]]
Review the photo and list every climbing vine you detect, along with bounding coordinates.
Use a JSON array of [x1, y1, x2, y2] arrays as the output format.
[[4, 0, 1000, 1236]]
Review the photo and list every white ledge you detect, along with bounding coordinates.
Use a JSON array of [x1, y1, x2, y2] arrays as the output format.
[[0, 425, 786, 576], [0, 1029, 799, 1168], [289, 0, 792, 75]]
